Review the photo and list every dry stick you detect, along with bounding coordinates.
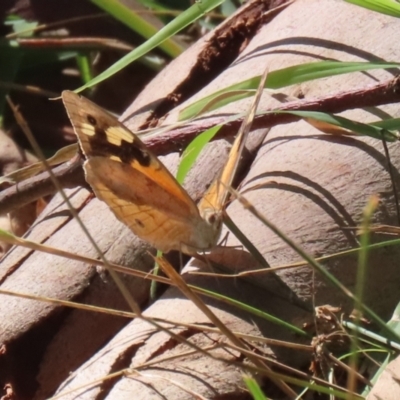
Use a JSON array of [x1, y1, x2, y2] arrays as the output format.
[[5, 13, 106, 39], [1, 75, 400, 214], [0, 81, 59, 98], [0, 285, 310, 352], [0, 154, 86, 215], [17, 37, 134, 52], [325, 352, 372, 388], [144, 75, 400, 155]]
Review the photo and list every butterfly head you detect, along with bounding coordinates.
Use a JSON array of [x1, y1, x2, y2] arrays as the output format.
[[178, 207, 222, 255], [200, 207, 223, 246]]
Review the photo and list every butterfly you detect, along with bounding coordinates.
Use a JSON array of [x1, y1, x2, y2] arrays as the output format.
[[62, 69, 268, 255]]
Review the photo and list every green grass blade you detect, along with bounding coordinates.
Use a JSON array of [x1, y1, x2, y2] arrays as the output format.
[[194, 286, 308, 336], [176, 103, 254, 184], [180, 61, 400, 120], [261, 61, 400, 89], [75, 0, 224, 92], [388, 302, 400, 334], [344, 0, 400, 17], [0, 17, 37, 119], [90, 0, 184, 57], [246, 372, 355, 399], [191, 89, 256, 118], [371, 117, 400, 131], [176, 124, 222, 184], [362, 351, 391, 396], [347, 196, 377, 394], [278, 110, 399, 142], [76, 53, 94, 84], [243, 375, 268, 400], [179, 111, 398, 198], [223, 214, 270, 269]]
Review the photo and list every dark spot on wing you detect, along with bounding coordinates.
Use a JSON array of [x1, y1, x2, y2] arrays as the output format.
[[119, 144, 151, 167], [84, 114, 151, 167], [87, 114, 97, 126]]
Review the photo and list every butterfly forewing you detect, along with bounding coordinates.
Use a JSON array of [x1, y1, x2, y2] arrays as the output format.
[[62, 91, 219, 253], [62, 91, 198, 213]]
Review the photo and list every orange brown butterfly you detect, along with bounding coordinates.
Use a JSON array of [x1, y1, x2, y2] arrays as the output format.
[[62, 69, 268, 255]]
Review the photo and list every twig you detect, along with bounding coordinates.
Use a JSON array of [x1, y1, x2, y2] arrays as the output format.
[[145, 75, 400, 154], [0, 155, 86, 214]]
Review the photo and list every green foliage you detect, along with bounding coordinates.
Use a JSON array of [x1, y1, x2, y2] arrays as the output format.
[[76, 0, 225, 92], [344, 0, 400, 17], [176, 125, 221, 184], [179, 61, 400, 120], [243, 376, 268, 400], [90, 0, 184, 57], [278, 110, 400, 141]]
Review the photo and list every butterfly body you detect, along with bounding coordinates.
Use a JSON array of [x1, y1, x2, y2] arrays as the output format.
[[62, 91, 222, 254]]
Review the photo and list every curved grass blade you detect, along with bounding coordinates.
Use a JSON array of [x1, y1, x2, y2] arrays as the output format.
[[344, 0, 400, 17], [90, 0, 184, 57], [179, 61, 400, 120], [176, 125, 222, 184], [278, 110, 399, 142], [0, 143, 77, 185], [243, 375, 268, 400], [370, 117, 400, 131], [75, 0, 224, 92]]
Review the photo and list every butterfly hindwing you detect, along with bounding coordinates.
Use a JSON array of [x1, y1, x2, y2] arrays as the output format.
[[86, 157, 197, 220], [85, 159, 202, 252]]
